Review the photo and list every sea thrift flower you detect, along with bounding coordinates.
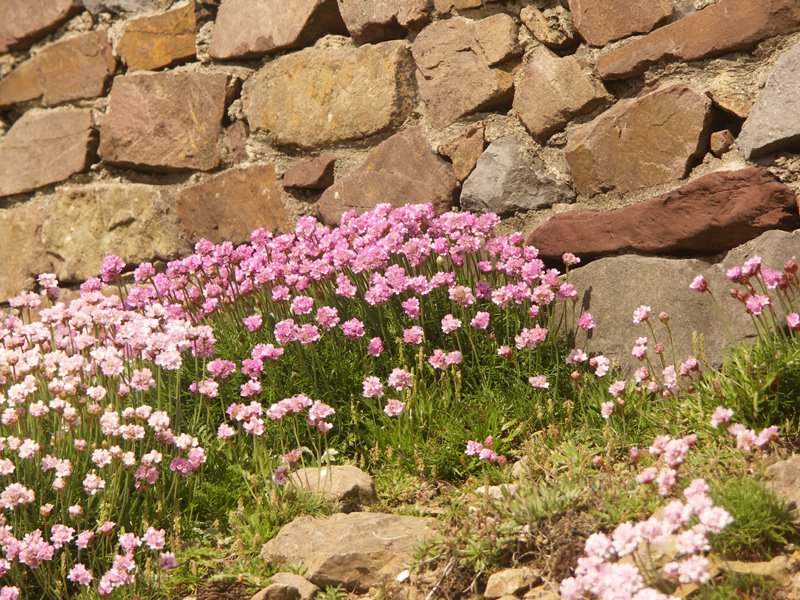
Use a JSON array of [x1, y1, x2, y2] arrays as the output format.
[[243, 315, 263, 332], [68, 564, 93, 586], [591, 355, 611, 377], [689, 275, 708, 292], [787, 313, 800, 331], [100, 255, 125, 283], [403, 326, 424, 345], [515, 326, 547, 350], [341, 318, 365, 339], [387, 368, 413, 391], [159, 552, 179, 571], [367, 337, 384, 357], [384, 399, 406, 417], [528, 375, 549, 389], [710, 406, 734, 428], [745, 294, 770, 316], [600, 401, 615, 419], [577, 312, 595, 330], [441, 314, 462, 334], [633, 305, 652, 324], [402, 297, 420, 319], [470, 311, 490, 330], [362, 376, 384, 398]]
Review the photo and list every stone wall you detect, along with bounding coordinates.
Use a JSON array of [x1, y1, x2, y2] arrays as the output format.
[[1, 0, 799, 302]]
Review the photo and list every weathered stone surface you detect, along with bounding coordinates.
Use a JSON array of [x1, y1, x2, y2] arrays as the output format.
[[565, 84, 712, 197], [0, 0, 78, 52], [316, 126, 457, 225], [99, 71, 227, 171], [567, 0, 671, 46], [260, 512, 439, 592], [485, 567, 541, 599], [513, 46, 607, 141], [714, 556, 794, 583], [439, 122, 485, 182], [412, 15, 520, 128], [710, 130, 735, 157], [433, 0, 481, 14], [0, 200, 52, 302], [283, 154, 336, 190], [41, 184, 190, 282], [223, 121, 249, 163], [474, 484, 520, 502], [209, 0, 346, 60], [0, 30, 115, 107], [337, 0, 429, 43], [766, 455, 800, 514], [251, 573, 320, 600], [461, 136, 576, 216], [0, 108, 94, 197], [243, 41, 415, 149], [520, 5, 577, 49], [289, 465, 376, 508], [82, 0, 165, 14], [529, 168, 798, 262], [116, 2, 196, 71], [176, 164, 287, 244], [738, 41, 800, 159], [597, 0, 800, 80]]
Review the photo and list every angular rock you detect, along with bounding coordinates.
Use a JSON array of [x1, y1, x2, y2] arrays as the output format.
[[513, 46, 607, 141], [337, 0, 429, 43], [176, 164, 287, 244], [715, 556, 794, 583], [433, 0, 481, 15], [99, 71, 227, 171], [0, 108, 95, 197], [0, 199, 52, 302], [116, 2, 196, 71], [474, 484, 519, 502], [597, 0, 800, 80], [565, 84, 712, 197], [0, 30, 116, 107], [289, 465, 376, 508], [520, 5, 577, 50], [243, 41, 415, 149], [567, 0, 672, 46], [40, 184, 190, 282], [251, 573, 320, 600], [223, 121, 249, 163], [710, 130, 735, 157], [283, 154, 336, 190], [738, 40, 800, 159], [209, 0, 346, 60], [260, 512, 439, 592], [529, 168, 798, 261], [439, 122, 485, 182], [412, 15, 520, 128], [485, 567, 541, 599], [316, 126, 457, 225], [460, 136, 576, 216], [0, 0, 78, 52], [82, 0, 164, 13], [766, 455, 800, 514]]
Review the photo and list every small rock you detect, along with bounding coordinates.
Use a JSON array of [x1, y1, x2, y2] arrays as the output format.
[[567, 0, 671, 46], [83, 0, 163, 13], [766, 454, 800, 514], [474, 484, 519, 501], [519, 5, 577, 49], [485, 567, 541, 598], [283, 154, 336, 190], [289, 465, 376, 508], [460, 136, 576, 216], [713, 555, 794, 584], [0, 0, 78, 52], [223, 121, 249, 163], [710, 130, 735, 157], [523, 585, 561, 600], [438, 123, 485, 182], [433, 0, 482, 14], [251, 572, 320, 600], [336, 0, 429, 43], [116, 2, 197, 71]]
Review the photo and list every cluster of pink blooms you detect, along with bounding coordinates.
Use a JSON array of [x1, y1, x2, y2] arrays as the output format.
[[464, 436, 506, 464], [708, 406, 778, 451]]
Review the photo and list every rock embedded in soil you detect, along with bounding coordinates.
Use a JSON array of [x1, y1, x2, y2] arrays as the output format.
[[209, 0, 347, 60], [738, 40, 800, 159], [251, 573, 320, 600], [116, 2, 197, 71], [484, 567, 541, 599], [0, 30, 116, 107], [176, 164, 287, 245], [520, 6, 577, 50], [710, 130, 735, 157], [438, 122, 485, 182], [766, 454, 800, 516], [0, 107, 95, 197], [336, 0, 430, 43], [282, 153, 336, 190], [260, 512, 439, 592], [289, 465, 376, 509], [99, 71, 227, 171], [566, 0, 672, 46], [597, 0, 800, 80], [565, 84, 712, 197], [242, 40, 415, 149], [460, 136, 576, 216], [316, 126, 457, 225], [0, 0, 79, 52]]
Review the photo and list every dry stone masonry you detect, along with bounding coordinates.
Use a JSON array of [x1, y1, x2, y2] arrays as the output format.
[[0, 0, 799, 302]]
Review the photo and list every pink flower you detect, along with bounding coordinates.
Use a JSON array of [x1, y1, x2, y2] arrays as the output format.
[[362, 376, 384, 398], [341, 318, 365, 339], [243, 315, 263, 332], [514, 326, 548, 350], [689, 275, 708, 292], [402, 297, 420, 319], [600, 401, 614, 419], [142, 527, 166, 550], [100, 255, 125, 283], [497, 345, 513, 359], [159, 552, 179, 571], [68, 563, 93, 586], [465, 440, 483, 456], [217, 424, 235, 440], [367, 337, 384, 357], [608, 380, 626, 397], [387, 368, 413, 391], [633, 305, 652, 324], [208, 359, 236, 378], [428, 349, 447, 370], [745, 294, 770, 315], [290, 295, 314, 315], [384, 399, 406, 417], [787, 313, 800, 331], [562, 252, 580, 267], [709, 406, 733, 428], [577, 312, 595, 330], [528, 375, 549, 389], [441, 314, 462, 334], [470, 311, 490, 330], [636, 467, 658, 485], [591, 355, 611, 377], [403, 326, 423, 345], [315, 306, 340, 330]]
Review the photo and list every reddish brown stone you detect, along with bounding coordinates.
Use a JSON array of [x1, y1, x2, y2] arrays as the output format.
[[0, 199, 52, 302], [0, 30, 115, 107], [0, 108, 95, 197], [438, 122, 485, 182], [222, 121, 249, 163], [176, 164, 287, 244], [0, 0, 79, 52], [520, 5, 577, 50], [316, 127, 457, 225], [528, 168, 799, 262], [567, 0, 672, 46], [99, 71, 227, 171], [597, 0, 800, 80], [565, 84, 712, 197], [710, 130, 735, 157], [433, 0, 481, 14], [116, 2, 196, 71], [209, 0, 346, 60], [337, 0, 429, 43], [283, 154, 336, 190]]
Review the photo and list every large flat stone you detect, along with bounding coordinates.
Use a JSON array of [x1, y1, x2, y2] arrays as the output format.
[[209, 0, 346, 60], [565, 84, 712, 197], [0, 30, 116, 107], [513, 46, 607, 141], [529, 168, 798, 262], [261, 512, 439, 592], [316, 126, 457, 225], [567, 0, 672, 46], [738, 40, 800, 159], [289, 465, 376, 508], [461, 136, 575, 216], [243, 41, 415, 149], [0, 108, 95, 197], [0, 0, 79, 52], [336, 0, 429, 43], [176, 164, 287, 245], [597, 0, 800, 80], [0, 199, 52, 302], [41, 184, 190, 282], [411, 15, 520, 128], [99, 71, 227, 171], [116, 2, 196, 71]]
